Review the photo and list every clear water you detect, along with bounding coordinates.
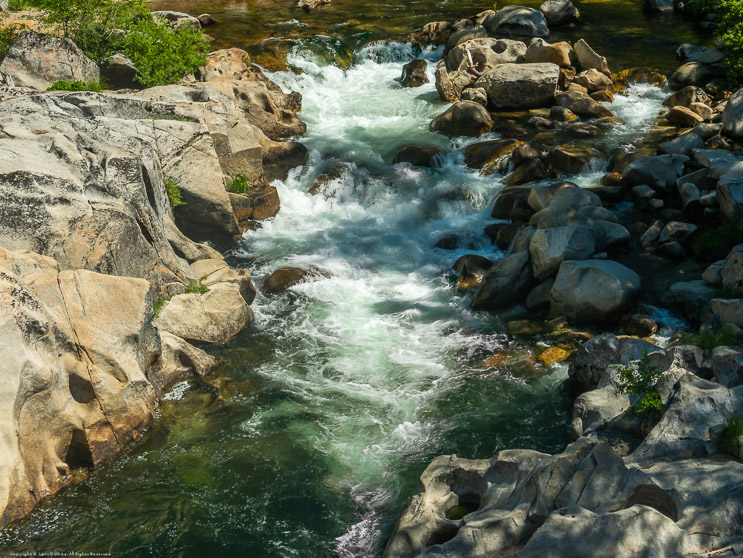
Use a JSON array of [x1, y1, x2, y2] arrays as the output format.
[[0, 15, 687, 558]]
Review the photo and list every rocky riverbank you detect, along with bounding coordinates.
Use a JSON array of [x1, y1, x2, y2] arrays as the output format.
[[382, 2, 743, 556], [0, 28, 308, 529]]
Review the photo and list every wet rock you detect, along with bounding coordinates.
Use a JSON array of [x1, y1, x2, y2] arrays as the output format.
[[475, 62, 560, 110], [393, 145, 441, 167], [461, 87, 488, 106], [574, 69, 613, 92], [623, 315, 659, 337], [554, 91, 613, 119], [297, 0, 331, 11], [527, 180, 577, 211], [230, 185, 281, 226], [540, 0, 580, 26], [659, 132, 704, 156], [525, 38, 573, 67], [101, 54, 138, 90], [546, 145, 602, 174], [453, 254, 495, 290], [471, 251, 534, 310], [0, 30, 100, 90], [550, 260, 642, 324], [463, 139, 523, 174], [430, 101, 494, 137], [504, 158, 549, 185], [496, 223, 523, 249], [530, 225, 595, 280], [401, 59, 429, 87], [658, 221, 697, 244], [667, 105, 704, 127], [485, 5, 549, 37], [512, 225, 537, 253], [528, 115, 554, 129], [434, 66, 475, 103], [512, 144, 544, 166], [550, 105, 578, 122], [198, 13, 217, 27], [417, 21, 453, 46], [262, 267, 317, 295], [445, 38, 526, 73], [590, 89, 614, 103], [573, 39, 610, 75]]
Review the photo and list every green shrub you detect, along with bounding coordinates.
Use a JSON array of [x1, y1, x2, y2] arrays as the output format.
[[0, 24, 25, 63], [615, 352, 666, 416], [186, 280, 209, 294], [31, 0, 207, 87], [152, 297, 170, 317], [164, 178, 186, 208], [695, 216, 743, 261], [228, 174, 252, 194], [47, 79, 105, 92], [717, 415, 743, 455], [6, 0, 39, 10], [686, 326, 742, 350], [717, 0, 743, 85]]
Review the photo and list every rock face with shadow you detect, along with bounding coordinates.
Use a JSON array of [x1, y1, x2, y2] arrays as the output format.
[[384, 339, 743, 557]]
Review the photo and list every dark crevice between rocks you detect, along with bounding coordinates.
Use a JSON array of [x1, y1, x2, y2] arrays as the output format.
[[426, 522, 460, 548], [64, 429, 94, 470], [621, 484, 679, 522]]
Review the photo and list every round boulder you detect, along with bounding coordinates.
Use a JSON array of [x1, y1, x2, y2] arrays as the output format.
[[485, 5, 549, 37], [430, 101, 494, 137], [540, 0, 580, 25], [401, 59, 429, 87], [550, 260, 642, 323]]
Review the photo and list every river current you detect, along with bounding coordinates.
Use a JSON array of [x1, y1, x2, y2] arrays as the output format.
[[0, 4, 703, 557]]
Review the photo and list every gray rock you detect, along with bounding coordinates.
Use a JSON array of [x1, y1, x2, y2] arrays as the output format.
[[101, 53, 138, 90], [592, 220, 630, 250], [446, 25, 489, 51], [151, 10, 202, 32], [622, 155, 681, 191], [550, 260, 641, 323], [710, 345, 743, 387], [527, 180, 577, 211], [401, 59, 429, 87], [445, 38, 526, 73], [530, 225, 595, 280], [702, 260, 725, 287], [717, 177, 743, 219], [430, 101, 494, 137], [711, 298, 743, 327], [540, 0, 580, 25], [678, 182, 701, 209], [722, 245, 743, 297], [669, 280, 715, 322], [640, 220, 663, 247], [0, 30, 100, 91], [668, 62, 723, 91], [474, 62, 559, 110], [722, 88, 743, 139], [485, 5, 549, 37], [659, 132, 704, 156], [460, 87, 487, 106], [658, 221, 697, 244], [525, 38, 573, 66], [434, 66, 475, 103], [471, 251, 534, 310], [677, 43, 726, 65]]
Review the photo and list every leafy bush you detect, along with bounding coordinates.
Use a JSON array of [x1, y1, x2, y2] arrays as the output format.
[[686, 325, 742, 350], [164, 178, 186, 208], [0, 23, 25, 63], [47, 79, 105, 92], [717, 415, 743, 455], [228, 174, 252, 194], [717, 0, 743, 85], [695, 216, 743, 261], [120, 16, 208, 88], [6, 0, 38, 10], [615, 352, 666, 416], [186, 280, 209, 294], [152, 297, 170, 317], [31, 0, 207, 87]]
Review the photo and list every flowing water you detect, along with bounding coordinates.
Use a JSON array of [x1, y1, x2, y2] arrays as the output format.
[[1, 2, 707, 557]]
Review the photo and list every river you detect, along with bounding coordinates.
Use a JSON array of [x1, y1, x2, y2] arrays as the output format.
[[0, 1, 707, 556]]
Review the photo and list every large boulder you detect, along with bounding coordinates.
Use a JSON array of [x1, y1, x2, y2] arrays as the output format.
[[151, 10, 202, 31], [471, 251, 534, 310], [445, 38, 526, 72], [463, 138, 523, 174], [722, 245, 743, 297], [430, 101, 494, 137], [0, 30, 100, 91], [573, 39, 610, 75], [475, 63, 559, 110], [540, 0, 580, 25], [485, 5, 550, 37], [0, 248, 214, 530], [550, 260, 642, 323], [434, 66, 475, 103], [622, 154, 681, 191], [530, 225, 595, 280], [722, 88, 743, 140], [668, 62, 723, 91], [401, 59, 429, 87]]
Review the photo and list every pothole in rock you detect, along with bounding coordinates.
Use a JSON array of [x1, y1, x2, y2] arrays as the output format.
[[445, 493, 482, 520]]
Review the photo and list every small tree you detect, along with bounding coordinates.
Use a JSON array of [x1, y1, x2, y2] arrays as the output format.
[[717, 0, 743, 85], [615, 353, 665, 417]]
